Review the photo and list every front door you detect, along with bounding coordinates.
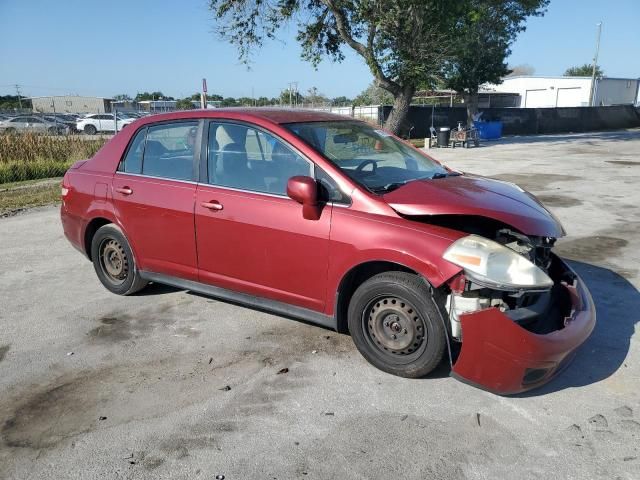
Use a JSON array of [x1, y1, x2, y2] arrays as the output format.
[[112, 120, 201, 280], [195, 121, 331, 312]]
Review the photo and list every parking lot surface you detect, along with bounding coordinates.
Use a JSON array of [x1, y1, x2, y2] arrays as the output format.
[[1, 130, 639, 479]]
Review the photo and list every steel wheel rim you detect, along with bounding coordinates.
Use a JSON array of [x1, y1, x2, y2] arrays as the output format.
[[362, 295, 427, 363], [99, 238, 129, 285]]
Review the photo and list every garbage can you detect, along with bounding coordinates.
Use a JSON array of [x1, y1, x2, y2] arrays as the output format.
[[473, 121, 503, 140], [437, 127, 450, 147]]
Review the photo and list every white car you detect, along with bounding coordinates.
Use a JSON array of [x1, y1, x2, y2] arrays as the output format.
[[77, 114, 135, 134]]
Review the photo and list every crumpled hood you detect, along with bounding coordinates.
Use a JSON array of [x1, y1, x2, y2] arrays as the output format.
[[383, 174, 565, 238]]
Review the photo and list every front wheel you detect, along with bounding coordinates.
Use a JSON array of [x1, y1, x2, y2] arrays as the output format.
[[84, 124, 97, 135], [347, 272, 446, 378], [91, 224, 148, 295]]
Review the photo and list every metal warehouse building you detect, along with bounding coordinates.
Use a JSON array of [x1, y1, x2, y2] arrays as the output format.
[[30, 95, 113, 114], [488, 76, 640, 108]]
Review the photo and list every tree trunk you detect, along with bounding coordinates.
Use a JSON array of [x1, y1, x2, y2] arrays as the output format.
[[463, 91, 479, 128], [383, 85, 415, 136]]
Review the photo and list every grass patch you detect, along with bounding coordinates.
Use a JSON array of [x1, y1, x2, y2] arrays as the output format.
[[0, 133, 107, 183], [409, 138, 425, 148], [0, 178, 61, 216]]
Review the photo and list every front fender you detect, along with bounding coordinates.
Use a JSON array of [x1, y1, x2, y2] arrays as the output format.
[[326, 208, 464, 316]]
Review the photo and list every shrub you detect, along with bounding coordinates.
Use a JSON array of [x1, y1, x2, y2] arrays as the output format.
[[0, 133, 107, 183]]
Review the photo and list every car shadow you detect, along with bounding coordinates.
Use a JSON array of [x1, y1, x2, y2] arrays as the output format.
[[512, 260, 639, 397], [131, 282, 182, 296]]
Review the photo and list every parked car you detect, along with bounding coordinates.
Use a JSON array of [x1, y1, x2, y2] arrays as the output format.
[[60, 109, 595, 394], [43, 115, 78, 133], [76, 113, 136, 134], [0, 115, 69, 134]]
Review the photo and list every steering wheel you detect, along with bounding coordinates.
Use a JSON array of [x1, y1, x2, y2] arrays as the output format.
[[355, 159, 378, 176]]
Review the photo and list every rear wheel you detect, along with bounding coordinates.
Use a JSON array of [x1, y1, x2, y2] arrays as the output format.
[[5, 127, 16, 134], [348, 272, 446, 378], [91, 224, 147, 295], [84, 124, 97, 135]]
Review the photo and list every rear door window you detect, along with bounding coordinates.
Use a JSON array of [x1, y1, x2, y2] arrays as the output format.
[[141, 122, 198, 181]]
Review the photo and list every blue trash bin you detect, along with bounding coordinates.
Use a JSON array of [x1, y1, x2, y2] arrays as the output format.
[[474, 121, 503, 140]]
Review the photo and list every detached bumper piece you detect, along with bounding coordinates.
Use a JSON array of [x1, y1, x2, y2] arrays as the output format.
[[450, 256, 596, 394]]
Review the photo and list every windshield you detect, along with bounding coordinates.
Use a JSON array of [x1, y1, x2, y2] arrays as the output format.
[[284, 120, 449, 192]]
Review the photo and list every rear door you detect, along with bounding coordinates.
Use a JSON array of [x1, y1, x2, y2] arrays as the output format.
[[112, 120, 201, 280], [194, 121, 331, 312]]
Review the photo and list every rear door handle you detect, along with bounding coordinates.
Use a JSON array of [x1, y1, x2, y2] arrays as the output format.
[[201, 200, 223, 211], [115, 186, 133, 195]]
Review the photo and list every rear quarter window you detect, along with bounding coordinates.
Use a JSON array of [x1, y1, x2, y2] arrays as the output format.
[[119, 128, 146, 174]]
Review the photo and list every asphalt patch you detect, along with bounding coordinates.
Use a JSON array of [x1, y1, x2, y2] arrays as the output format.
[[491, 173, 579, 193], [605, 161, 640, 166], [87, 301, 199, 343], [555, 236, 628, 264], [0, 344, 9, 362], [536, 194, 583, 208]]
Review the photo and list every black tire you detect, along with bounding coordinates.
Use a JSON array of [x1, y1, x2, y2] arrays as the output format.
[[48, 126, 58, 135], [347, 272, 446, 378], [84, 124, 97, 135], [91, 224, 148, 295], [5, 127, 16, 134]]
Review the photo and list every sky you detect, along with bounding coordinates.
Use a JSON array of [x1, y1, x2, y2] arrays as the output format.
[[0, 0, 638, 100]]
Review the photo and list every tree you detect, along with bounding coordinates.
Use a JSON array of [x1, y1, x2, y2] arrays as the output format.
[[280, 88, 305, 106], [134, 91, 174, 101], [113, 93, 132, 101], [0, 95, 31, 110], [332, 95, 352, 105], [176, 98, 196, 110], [208, 0, 465, 134], [505, 64, 535, 77], [443, 1, 549, 126], [565, 64, 603, 77], [306, 87, 329, 106], [353, 82, 394, 106]]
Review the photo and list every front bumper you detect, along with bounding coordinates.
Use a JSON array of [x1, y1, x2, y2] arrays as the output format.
[[450, 257, 596, 394]]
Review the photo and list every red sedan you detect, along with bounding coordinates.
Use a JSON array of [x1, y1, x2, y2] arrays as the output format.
[[60, 109, 595, 394]]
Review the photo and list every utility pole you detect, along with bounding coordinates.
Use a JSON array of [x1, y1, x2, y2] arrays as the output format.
[[15, 84, 22, 110], [589, 22, 602, 107]]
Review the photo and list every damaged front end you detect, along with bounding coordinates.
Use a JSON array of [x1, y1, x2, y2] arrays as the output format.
[[442, 229, 596, 394]]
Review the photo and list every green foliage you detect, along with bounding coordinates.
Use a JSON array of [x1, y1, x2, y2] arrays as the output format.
[[0, 95, 32, 111], [443, 1, 549, 95], [353, 83, 394, 106], [209, 0, 461, 93], [0, 134, 107, 183], [134, 91, 175, 101], [332, 96, 352, 105], [113, 94, 132, 101], [176, 98, 196, 110], [0, 180, 62, 215], [565, 64, 603, 77], [208, 0, 471, 132]]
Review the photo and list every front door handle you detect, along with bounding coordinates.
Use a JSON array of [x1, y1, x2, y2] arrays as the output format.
[[201, 200, 223, 211], [115, 186, 133, 195]]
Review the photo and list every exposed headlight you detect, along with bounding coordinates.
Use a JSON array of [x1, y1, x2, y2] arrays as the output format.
[[443, 234, 553, 290]]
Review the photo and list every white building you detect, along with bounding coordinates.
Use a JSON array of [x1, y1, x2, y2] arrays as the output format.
[[30, 95, 113, 114], [488, 76, 640, 108]]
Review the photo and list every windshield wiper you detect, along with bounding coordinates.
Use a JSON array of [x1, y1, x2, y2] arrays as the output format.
[[431, 171, 461, 179], [370, 182, 407, 193]]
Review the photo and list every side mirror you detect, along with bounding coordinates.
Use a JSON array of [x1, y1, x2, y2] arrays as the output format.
[[287, 176, 320, 220]]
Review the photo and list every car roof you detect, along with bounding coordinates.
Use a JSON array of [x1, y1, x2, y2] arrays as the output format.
[[137, 108, 354, 125]]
